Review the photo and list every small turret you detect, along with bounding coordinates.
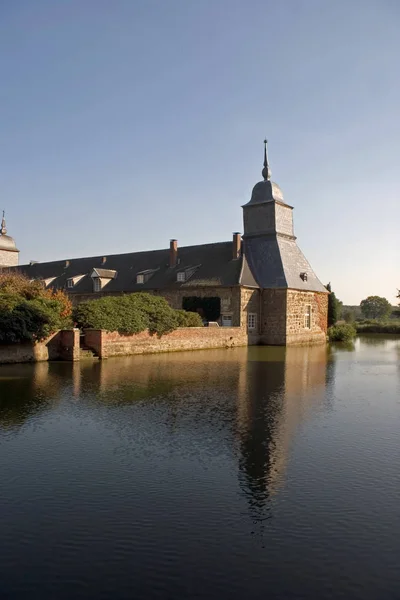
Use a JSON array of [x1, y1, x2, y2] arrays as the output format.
[[0, 211, 19, 267]]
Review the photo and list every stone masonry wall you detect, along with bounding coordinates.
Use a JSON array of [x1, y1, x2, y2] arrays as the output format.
[[84, 326, 253, 359], [0, 249, 19, 267], [260, 289, 287, 345], [0, 329, 80, 365], [240, 287, 260, 341], [286, 290, 328, 346], [153, 287, 242, 326]]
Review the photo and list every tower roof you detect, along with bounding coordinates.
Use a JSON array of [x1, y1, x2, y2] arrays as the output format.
[[244, 140, 285, 206], [0, 212, 19, 252]]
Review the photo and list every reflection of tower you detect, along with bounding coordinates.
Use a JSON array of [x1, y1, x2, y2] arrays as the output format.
[[236, 347, 286, 522], [236, 345, 329, 524]]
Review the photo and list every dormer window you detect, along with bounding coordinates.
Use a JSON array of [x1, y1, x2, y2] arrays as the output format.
[[43, 277, 57, 288], [177, 271, 186, 282], [90, 268, 117, 292], [66, 274, 85, 289], [300, 272, 308, 282], [135, 268, 158, 285]]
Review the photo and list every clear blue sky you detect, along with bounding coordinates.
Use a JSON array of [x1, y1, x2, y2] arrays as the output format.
[[1, 0, 399, 304]]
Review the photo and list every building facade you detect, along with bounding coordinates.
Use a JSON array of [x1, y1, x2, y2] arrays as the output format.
[[2, 143, 328, 345]]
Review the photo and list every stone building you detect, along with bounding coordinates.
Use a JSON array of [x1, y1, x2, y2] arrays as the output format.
[[0, 212, 19, 268], [3, 142, 328, 345]]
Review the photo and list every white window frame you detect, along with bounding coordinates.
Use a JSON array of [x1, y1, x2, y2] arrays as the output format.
[[248, 313, 257, 330], [136, 274, 144, 284], [67, 279, 74, 289], [93, 278, 101, 292], [177, 272, 186, 282], [304, 304, 312, 329], [221, 314, 233, 327]]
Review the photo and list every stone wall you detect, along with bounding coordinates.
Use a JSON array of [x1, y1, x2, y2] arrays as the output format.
[[83, 326, 253, 359], [240, 287, 260, 340], [260, 288, 328, 346], [260, 289, 287, 345], [0, 249, 19, 267], [154, 287, 242, 327], [0, 329, 80, 365], [286, 290, 328, 345]]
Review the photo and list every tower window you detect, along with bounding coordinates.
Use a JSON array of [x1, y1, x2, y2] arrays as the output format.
[[248, 313, 257, 330], [304, 304, 312, 329]]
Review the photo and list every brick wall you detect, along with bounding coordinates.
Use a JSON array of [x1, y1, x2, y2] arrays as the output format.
[[83, 326, 254, 358]]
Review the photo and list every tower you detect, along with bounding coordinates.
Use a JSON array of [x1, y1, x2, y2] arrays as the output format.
[[0, 212, 19, 267], [242, 141, 328, 345]]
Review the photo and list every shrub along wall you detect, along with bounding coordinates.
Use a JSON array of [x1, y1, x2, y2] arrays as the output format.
[[73, 293, 203, 336]]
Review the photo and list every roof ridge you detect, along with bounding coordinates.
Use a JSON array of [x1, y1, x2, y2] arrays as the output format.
[[17, 240, 234, 267]]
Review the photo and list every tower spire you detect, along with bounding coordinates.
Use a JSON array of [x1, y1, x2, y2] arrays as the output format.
[[0, 211, 6, 235], [262, 139, 271, 181]]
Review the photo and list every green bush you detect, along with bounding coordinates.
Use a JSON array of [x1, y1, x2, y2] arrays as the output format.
[[73, 293, 204, 337], [175, 310, 204, 327], [0, 296, 72, 343], [0, 274, 73, 344], [328, 323, 357, 342]]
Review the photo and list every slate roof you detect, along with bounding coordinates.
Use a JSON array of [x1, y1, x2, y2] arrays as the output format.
[[244, 236, 327, 293], [10, 241, 258, 294]]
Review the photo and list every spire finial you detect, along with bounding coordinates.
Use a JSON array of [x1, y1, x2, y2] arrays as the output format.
[[0, 210, 6, 235], [262, 138, 271, 181]]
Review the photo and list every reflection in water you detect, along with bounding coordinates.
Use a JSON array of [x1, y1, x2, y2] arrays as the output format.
[[2, 339, 400, 600], [236, 345, 331, 525], [358, 334, 396, 347], [0, 345, 333, 527]]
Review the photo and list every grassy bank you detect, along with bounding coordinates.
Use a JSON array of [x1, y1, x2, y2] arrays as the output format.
[[355, 319, 400, 334]]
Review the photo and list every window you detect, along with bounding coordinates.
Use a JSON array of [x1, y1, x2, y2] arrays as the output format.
[[248, 313, 257, 330], [136, 274, 144, 284], [221, 314, 232, 327], [304, 304, 312, 329], [93, 278, 101, 292], [67, 279, 74, 288], [177, 272, 186, 282], [221, 298, 231, 311]]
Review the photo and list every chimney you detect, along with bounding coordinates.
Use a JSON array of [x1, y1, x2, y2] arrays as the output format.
[[102, 256, 107, 265], [170, 239, 178, 267], [232, 232, 241, 260]]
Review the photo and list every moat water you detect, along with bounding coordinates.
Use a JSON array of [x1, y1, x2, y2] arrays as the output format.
[[0, 336, 399, 600]]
